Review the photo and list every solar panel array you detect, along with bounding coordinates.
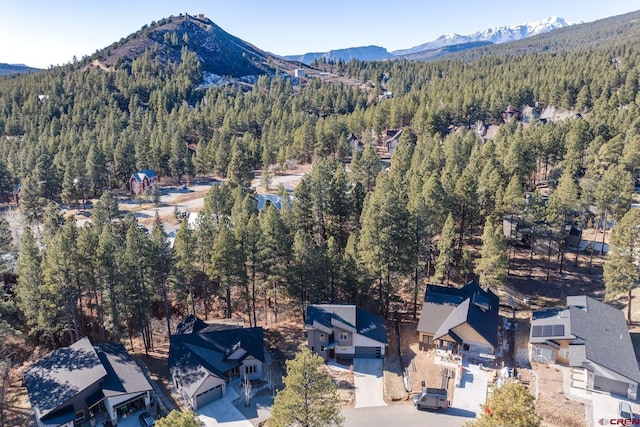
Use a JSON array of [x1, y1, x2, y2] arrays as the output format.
[[531, 324, 565, 337]]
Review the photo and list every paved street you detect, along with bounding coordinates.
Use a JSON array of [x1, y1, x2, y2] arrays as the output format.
[[343, 404, 473, 427], [352, 358, 386, 408]]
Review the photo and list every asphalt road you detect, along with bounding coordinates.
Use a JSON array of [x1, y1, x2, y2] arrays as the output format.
[[342, 404, 475, 427]]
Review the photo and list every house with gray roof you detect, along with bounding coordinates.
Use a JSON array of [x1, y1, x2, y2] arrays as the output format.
[[169, 315, 265, 411], [23, 337, 152, 427], [304, 304, 388, 361], [417, 281, 499, 363], [530, 295, 640, 400]]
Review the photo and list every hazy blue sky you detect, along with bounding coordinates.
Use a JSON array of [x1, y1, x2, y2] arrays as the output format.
[[1, 0, 639, 68]]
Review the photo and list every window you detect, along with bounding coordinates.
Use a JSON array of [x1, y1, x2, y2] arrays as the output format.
[[558, 349, 570, 359], [231, 366, 240, 374], [319, 333, 325, 341], [311, 346, 314, 352], [339, 333, 348, 341], [245, 365, 257, 375], [75, 410, 85, 424], [535, 347, 553, 358], [320, 346, 325, 351], [462, 343, 470, 351], [422, 335, 433, 345]]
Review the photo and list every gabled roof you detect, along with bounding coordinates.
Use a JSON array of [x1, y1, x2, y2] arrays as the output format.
[[417, 281, 499, 348], [385, 129, 403, 144], [96, 343, 152, 398], [257, 194, 286, 211], [531, 296, 640, 383], [305, 304, 388, 345], [131, 169, 157, 182], [169, 318, 264, 397], [23, 337, 107, 419]]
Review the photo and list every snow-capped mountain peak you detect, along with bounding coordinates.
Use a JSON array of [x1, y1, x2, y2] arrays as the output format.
[[392, 16, 576, 56]]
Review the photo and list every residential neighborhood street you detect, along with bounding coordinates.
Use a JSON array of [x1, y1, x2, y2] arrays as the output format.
[[343, 404, 472, 427]]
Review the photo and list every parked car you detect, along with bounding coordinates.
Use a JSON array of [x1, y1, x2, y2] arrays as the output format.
[[413, 387, 448, 411], [139, 411, 155, 427], [619, 401, 633, 419]]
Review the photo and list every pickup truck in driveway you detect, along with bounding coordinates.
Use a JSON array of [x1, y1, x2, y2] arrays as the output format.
[[413, 388, 449, 411]]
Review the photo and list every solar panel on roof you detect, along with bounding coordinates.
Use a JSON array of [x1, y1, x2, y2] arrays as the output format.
[[531, 325, 543, 337], [542, 325, 554, 336], [552, 324, 565, 336]]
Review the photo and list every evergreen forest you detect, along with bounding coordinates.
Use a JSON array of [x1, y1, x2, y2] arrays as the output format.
[[0, 11, 639, 369]]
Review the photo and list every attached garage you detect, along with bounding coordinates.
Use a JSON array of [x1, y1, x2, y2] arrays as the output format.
[[594, 376, 630, 397], [355, 346, 382, 358], [195, 384, 223, 410]]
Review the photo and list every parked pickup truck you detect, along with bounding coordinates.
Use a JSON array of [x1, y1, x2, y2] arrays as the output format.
[[413, 387, 449, 411]]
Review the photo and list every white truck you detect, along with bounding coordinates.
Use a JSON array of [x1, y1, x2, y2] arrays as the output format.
[[413, 387, 449, 411]]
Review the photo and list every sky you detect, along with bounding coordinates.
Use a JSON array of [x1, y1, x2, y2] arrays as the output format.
[[1, 0, 639, 69]]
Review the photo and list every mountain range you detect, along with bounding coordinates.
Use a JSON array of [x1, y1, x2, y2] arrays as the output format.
[[284, 16, 574, 64], [0, 12, 635, 79], [0, 63, 40, 76]]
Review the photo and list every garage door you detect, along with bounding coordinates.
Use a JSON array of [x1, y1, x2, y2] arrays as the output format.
[[594, 376, 629, 397], [355, 346, 382, 358], [195, 385, 223, 409]]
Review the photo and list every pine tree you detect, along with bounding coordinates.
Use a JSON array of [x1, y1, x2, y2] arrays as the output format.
[[227, 141, 254, 189], [15, 227, 45, 341], [358, 172, 410, 315], [471, 382, 540, 427], [603, 209, 640, 324], [92, 191, 120, 229], [0, 215, 14, 254], [149, 212, 173, 339], [259, 205, 290, 323], [350, 144, 382, 193], [209, 223, 246, 318], [173, 219, 198, 314], [18, 175, 46, 225], [155, 410, 199, 427], [270, 348, 343, 427], [476, 218, 509, 289], [434, 214, 456, 285]]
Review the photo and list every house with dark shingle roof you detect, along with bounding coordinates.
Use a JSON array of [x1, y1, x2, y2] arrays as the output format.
[[417, 281, 499, 362], [168, 315, 265, 411], [304, 304, 388, 361], [23, 337, 153, 427], [530, 295, 640, 400]]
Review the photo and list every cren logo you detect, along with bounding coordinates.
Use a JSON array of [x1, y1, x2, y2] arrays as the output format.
[[599, 419, 608, 426]]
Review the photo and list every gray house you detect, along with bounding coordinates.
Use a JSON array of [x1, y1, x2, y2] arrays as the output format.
[[305, 304, 387, 361], [169, 315, 265, 411], [417, 281, 499, 362], [530, 295, 640, 400], [23, 337, 153, 427]]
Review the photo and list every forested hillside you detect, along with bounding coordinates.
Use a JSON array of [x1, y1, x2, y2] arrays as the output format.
[[0, 10, 639, 367]]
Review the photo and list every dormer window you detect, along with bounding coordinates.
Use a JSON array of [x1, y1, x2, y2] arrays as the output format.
[[339, 333, 348, 341]]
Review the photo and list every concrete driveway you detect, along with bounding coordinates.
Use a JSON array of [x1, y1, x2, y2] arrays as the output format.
[[591, 393, 640, 425], [451, 363, 489, 416], [197, 388, 253, 427], [353, 358, 387, 408]]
